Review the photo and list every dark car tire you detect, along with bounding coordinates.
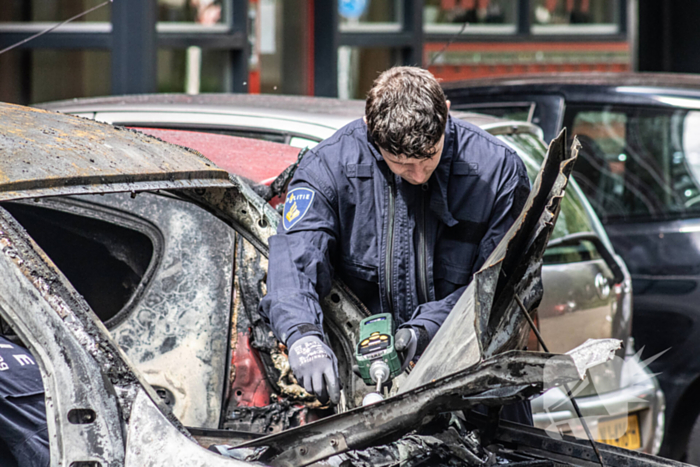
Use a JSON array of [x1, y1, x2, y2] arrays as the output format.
[[686, 414, 700, 465]]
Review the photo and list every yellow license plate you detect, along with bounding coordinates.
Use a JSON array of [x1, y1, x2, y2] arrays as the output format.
[[597, 414, 641, 450]]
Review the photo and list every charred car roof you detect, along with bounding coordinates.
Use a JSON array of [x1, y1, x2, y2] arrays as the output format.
[[0, 103, 233, 201]]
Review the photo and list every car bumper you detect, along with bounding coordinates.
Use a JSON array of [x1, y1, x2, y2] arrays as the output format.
[[531, 353, 666, 454]]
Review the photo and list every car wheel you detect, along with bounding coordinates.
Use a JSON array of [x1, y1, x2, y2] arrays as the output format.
[[686, 414, 700, 464]]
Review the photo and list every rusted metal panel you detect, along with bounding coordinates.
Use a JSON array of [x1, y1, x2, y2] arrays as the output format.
[[0, 103, 232, 201]]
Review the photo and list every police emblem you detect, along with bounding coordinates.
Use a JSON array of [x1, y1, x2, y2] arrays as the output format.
[[283, 187, 315, 230]]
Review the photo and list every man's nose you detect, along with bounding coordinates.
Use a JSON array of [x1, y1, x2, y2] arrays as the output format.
[[410, 168, 428, 184]]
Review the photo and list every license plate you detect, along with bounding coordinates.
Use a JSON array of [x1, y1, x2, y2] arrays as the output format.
[[596, 414, 641, 450]]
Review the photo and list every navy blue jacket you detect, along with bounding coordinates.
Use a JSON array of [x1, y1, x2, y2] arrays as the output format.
[[260, 117, 530, 348], [0, 336, 50, 467]]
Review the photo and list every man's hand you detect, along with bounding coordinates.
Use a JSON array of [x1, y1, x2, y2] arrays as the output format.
[[395, 327, 418, 372], [288, 335, 341, 405]]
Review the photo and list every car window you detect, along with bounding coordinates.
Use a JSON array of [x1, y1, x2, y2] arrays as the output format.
[[124, 125, 321, 149], [289, 136, 319, 149], [567, 105, 700, 223], [500, 132, 602, 265], [126, 125, 290, 145], [1, 201, 156, 324], [454, 103, 534, 122], [206, 128, 289, 144]]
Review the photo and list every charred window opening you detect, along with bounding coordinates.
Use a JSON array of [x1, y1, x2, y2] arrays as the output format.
[[1, 202, 154, 323]]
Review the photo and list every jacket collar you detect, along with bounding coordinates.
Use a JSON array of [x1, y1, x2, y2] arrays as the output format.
[[364, 123, 387, 165]]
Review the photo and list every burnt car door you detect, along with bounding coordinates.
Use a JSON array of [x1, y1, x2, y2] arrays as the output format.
[[2, 191, 236, 429]]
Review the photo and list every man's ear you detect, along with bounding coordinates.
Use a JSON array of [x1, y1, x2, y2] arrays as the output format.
[[446, 100, 451, 111]]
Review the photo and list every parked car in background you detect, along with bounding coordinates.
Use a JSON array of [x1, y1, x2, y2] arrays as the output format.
[[40, 94, 365, 150], [441, 73, 700, 462], [42, 94, 664, 454], [0, 101, 679, 467]]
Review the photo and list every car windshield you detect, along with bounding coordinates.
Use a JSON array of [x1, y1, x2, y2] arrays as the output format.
[[567, 104, 700, 223]]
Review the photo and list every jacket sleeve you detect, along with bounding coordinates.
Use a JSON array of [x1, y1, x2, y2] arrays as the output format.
[[404, 151, 531, 342], [259, 160, 339, 347]]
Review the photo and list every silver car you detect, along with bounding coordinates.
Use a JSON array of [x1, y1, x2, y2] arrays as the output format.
[[42, 94, 665, 454]]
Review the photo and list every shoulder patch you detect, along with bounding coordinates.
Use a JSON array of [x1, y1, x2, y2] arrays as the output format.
[[283, 188, 315, 230]]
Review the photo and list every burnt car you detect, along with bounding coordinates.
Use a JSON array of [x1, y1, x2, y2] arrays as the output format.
[[41, 94, 664, 454], [441, 73, 700, 462], [0, 101, 683, 467]]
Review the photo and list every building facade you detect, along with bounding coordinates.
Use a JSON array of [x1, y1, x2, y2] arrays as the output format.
[[0, 0, 631, 105]]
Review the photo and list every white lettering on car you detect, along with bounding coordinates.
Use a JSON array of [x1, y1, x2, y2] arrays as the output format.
[[13, 354, 35, 366]]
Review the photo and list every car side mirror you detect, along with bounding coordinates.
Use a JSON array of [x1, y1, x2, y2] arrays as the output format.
[[547, 232, 625, 285]]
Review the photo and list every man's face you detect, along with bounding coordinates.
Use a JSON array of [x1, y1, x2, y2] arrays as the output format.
[[379, 134, 445, 185]]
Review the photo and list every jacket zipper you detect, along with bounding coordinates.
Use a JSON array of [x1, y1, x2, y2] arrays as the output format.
[[385, 175, 395, 314], [417, 183, 429, 304]]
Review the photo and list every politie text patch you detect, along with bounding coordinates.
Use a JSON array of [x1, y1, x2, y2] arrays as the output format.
[[283, 187, 315, 230]]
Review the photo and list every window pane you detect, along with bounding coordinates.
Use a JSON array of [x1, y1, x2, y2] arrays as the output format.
[[424, 0, 517, 34], [531, 0, 619, 34], [339, 0, 402, 32], [158, 48, 230, 93], [543, 239, 601, 264], [157, 0, 227, 24], [0, 50, 110, 105], [0, 0, 110, 22], [570, 105, 700, 222], [2, 202, 154, 323], [338, 46, 401, 99]]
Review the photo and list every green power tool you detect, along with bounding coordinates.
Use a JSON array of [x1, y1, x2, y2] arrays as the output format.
[[355, 313, 402, 394]]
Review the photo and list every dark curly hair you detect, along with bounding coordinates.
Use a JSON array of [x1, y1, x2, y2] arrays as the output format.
[[365, 67, 448, 159]]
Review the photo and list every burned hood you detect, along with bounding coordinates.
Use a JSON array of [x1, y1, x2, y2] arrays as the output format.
[[0, 103, 232, 201]]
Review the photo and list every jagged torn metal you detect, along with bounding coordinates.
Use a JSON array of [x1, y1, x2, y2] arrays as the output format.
[[565, 338, 623, 380], [227, 350, 599, 467], [401, 129, 581, 393]]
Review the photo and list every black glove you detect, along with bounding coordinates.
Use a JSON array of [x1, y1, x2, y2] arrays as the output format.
[[288, 335, 341, 405], [395, 327, 418, 372]]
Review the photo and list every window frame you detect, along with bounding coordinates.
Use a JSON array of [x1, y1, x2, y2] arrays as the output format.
[[564, 102, 700, 224], [3, 196, 165, 329]]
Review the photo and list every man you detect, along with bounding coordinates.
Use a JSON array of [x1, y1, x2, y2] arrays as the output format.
[[0, 335, 50, 467], [260, 67, 530, 411]]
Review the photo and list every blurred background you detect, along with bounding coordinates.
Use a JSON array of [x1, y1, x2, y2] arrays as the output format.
[[0, 0, 695, 105]]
